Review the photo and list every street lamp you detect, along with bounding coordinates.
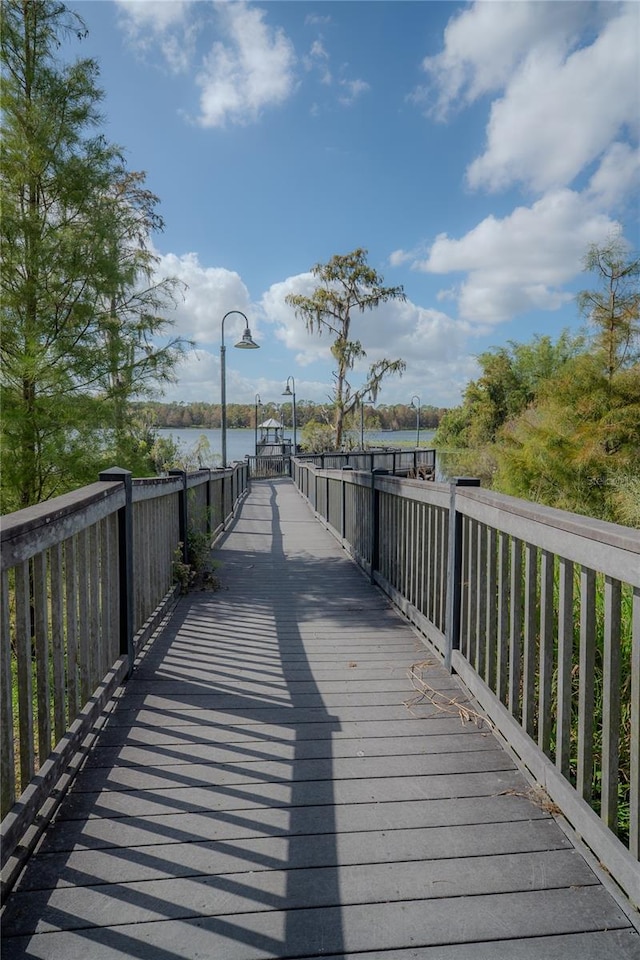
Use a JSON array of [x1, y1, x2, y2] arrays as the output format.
[[359, 393, 371, 450], [254, 393, 262, 456], [220, 311, 259, 467], [411, 395, 421, 448], [282, 376, 297, 454]]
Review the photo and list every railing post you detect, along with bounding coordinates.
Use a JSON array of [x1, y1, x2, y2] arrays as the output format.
[[99, 467, 134, 673], [206, 469, 212, 541], [444, 477, 481, 673], [370, 469, 388, 584], [341, 466, 353, 540], [169, 469, 188, 564]]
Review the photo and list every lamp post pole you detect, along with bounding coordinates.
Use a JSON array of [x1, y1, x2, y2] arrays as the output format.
[[220, 311, 259, 467], [411, 395, 421, 449], [254, 393, 262, 457], [282, 376, 297, 454]]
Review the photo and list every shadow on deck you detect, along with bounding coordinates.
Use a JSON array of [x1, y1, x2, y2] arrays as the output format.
[[1, 480, 638, 959]]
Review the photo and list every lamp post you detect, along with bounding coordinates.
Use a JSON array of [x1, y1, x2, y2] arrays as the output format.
[[282, 376, 297, 454], [220, 311, 259, 467], [359, 393, 370, 449], [254, 393, 262, 456], [411, 395, 421, 448]]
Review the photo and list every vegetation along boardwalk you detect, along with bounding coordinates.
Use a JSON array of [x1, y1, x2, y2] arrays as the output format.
[[1, 479, 639, 959]]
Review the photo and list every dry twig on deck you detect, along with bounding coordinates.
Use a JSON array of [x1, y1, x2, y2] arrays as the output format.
[[404, 660, 493, 730]]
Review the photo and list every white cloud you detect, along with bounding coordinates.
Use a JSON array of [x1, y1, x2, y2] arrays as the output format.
[[338, 77, 370, 107], [304, 39, 332, 85], [154, 251, 253, 345], [466, 4, 640, 193], [415, 180, 621, 325], [586, 142, 640, 211], [414, 0, 590, 121], [195, 3, 296, 127], [115, 0, 195, 73], [403, 2, 639, 328], [389, 249, 412, 268]]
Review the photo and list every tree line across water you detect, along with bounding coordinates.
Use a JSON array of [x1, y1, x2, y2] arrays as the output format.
[[137, 400, 445, 432]]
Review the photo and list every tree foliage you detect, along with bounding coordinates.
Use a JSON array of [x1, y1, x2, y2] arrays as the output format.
[[436, 237, 639, 525], [496, 239, 640, 523], [0, 0, 187, 511], [285, 249, 406, 448], [434, 331, 582, 448]]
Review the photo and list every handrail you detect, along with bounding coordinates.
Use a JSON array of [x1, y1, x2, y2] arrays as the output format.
[[291, 458, 640, 908], [247, 448, 436, 481], [0, 461, 249, 897]]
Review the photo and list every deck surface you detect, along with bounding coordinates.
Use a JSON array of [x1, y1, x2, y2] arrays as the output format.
[[2, 479, 639, 959]]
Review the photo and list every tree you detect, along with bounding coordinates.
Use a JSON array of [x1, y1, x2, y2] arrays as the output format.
[[494, 239, 640, 524], [0, 0, 186, 511], [578, 235, 640, 383], [434, 332, 582, 448], [286, 248, 406, 449], [94, 170, 187, 446]]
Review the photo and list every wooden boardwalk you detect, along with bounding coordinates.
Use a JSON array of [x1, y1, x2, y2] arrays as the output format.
[[2, 479, 639, 959]]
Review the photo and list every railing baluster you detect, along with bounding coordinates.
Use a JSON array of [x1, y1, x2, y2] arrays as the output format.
[[538, 550, 555, 755], [577, 565, 596, 801], [475, 524, 487, 676], [485, 526, 497, 688], [601, 576, 621, 831], [33, 551, 51, 764], [15, 559, 34, 789], [65, 536, 79, 721], [509, 537, 523, 721], [77, 528, 90, 705], [556, 558, 574, 777], [459, 517, 469, 660], [89, 524, 100, 692], [1, 569, 15, 815], [522, 543, 538, 737], [50, 543, 66, 744], [466, 519, 477, 664], [496, 531, 509, 705]]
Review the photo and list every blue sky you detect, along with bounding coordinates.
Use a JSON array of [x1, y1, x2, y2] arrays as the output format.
[[69, 0, 638, 409]]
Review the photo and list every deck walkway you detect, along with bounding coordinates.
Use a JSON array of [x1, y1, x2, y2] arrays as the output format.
[[1, 479, 639, 959]]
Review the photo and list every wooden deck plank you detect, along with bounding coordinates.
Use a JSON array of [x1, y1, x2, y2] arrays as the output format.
[[15, 819, 570, 890], [1, 478, 637, 960], [68, 750, 515, 794], [90, 702, 484, 727], [3, 849, 600, 935], [82, 732, 500, 768], [50, 768, 528, 821], [90, 716, 491, 745], [34, 793, 551, 854], [1, 889, 632, 960]]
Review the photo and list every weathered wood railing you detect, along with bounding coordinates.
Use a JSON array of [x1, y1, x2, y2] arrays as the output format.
[[247, 447, 436, 481], [297, 447, 436, 475], [0, 462, 248, 894], [292, 459, 640, 908]]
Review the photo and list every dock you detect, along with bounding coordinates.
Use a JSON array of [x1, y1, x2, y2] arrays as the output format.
[[1, 479, 638, 959]]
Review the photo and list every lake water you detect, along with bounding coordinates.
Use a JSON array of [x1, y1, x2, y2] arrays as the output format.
[[158, 427, 436, 465]]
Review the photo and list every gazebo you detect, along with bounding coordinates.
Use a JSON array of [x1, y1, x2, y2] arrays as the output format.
[[256, 418, 291, 456]]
